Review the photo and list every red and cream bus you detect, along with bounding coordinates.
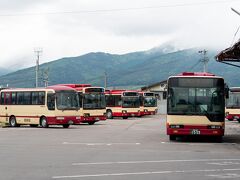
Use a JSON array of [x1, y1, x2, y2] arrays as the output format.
[[105, 90, 141, 119], [0, 86, 81, 128], [139, 92, 158, 116], [225, 87, 240, 122], [167, 72, 225, 141], [58, 84, 106, 125]]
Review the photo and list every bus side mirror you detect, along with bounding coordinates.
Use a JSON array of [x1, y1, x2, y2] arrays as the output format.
[[224, 84, 229, 99]]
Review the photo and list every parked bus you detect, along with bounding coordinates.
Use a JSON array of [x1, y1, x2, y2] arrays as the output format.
[[167, 72, 225, 141], [105, 90, 141, 119], [225, 87, 240, 122], [0, 86, 81, 128], [139, 92, 158, 116], [58, 84, 106, 125]]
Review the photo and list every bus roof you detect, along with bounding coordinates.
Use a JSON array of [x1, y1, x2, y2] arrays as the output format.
[[1, 85, 76, 92], [105, 89, 138, 95], [229, 87, 240, 92], [55, 84, 92, 88], [169, 72, 222, 79]]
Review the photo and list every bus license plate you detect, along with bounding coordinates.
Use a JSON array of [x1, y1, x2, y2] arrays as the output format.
[[191, 129, 201, 135]]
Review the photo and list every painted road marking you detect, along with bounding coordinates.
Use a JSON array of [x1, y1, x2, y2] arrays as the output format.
[[72, 159, 240, 166], [62, 142, 141, 146], [208, 162, 240, 166], [207, 173, 240, 178], [52, 168, 240, 179]]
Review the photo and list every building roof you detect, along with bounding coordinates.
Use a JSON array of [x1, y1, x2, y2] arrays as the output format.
[[216, 41, 240, 62], [141, 80, 167, 91]]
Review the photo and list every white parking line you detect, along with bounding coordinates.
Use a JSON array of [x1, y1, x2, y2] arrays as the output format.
[[52, 168, 240, 179], [62, 142, 141, 146], [72, 159, 240, 166]]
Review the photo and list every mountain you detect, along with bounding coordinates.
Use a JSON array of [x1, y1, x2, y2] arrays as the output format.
[[0, 67, 12, 77], [0, 47, 239, 88]]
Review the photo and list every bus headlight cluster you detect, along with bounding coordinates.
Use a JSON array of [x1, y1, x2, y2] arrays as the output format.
[[169, 125, 184, 128], [122, 110, 127, 114], [76, 116, 81, 120], [144, 109, 148, 112], [208, 125, 221, 129], [84, 113, 90, 117], [56, 116, 65, 120], [225, 112, 229, 116]]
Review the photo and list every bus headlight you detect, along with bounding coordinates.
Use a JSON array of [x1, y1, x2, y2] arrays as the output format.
[[76, 116, 81, 120], [56, 117, 65, 120], [122, 110, 127, 114], [84, 113, 90, 117], [144, 109, 148, 112], [169, 125, 184, 128], [208, 125, 221, 129], [225, 112, 229, 116]]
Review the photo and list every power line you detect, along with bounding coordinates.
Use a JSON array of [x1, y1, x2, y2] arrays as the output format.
[[0, 0, 238, 17]]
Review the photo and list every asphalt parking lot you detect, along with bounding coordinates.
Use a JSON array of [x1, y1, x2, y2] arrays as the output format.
[[1, 115, 240, 180]]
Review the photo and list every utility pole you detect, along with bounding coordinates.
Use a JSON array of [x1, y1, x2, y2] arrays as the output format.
[[104, 71, 107, 89], [34, 48, 42, 88], [43, 67, 49, 87], [198, 49, 209, 72]]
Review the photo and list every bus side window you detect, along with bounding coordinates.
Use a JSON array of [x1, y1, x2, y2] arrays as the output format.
[[1, 92, 4, 105], [47, 93, 55, 110], [78, 92, 83, 108]]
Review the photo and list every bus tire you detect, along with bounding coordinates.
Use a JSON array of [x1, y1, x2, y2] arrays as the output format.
[[122, 116, 128, 119], [9, 116, 18, 127], [88, 121, 95, 125], [169, 135, 176, 141], [40, 117, 48, 128], [63, 124, 70, 128], [106, 110, 113, 119]]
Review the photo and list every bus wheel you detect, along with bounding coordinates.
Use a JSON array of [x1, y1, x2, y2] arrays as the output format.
[[9, 116, 18, 127], [106, 110, 113, 119], [169, 135, 176, 141], [62, 124, 70, 128], [122, 116, 128, 119], [40, 117, 48, 128], [88, 121, 95, 125]]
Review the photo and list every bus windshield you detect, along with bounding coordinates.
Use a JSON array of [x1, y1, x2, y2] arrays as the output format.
[[122, 96, 140, 108], [83, 94, 106, 109], [226, 92, 240, 108], [56, 91, 80, 110], [167, 78, 225, 121], [144, 97, 157, 107]]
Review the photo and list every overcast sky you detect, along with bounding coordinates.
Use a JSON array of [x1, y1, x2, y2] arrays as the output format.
[[0, 0, 240, 69]]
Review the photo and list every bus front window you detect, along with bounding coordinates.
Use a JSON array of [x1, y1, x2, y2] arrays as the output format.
[[122, 97, 140, 108], [83, 94, 106, 109], [144, 97, 157, 107], [56, 91, 80, 110], [226, 92, 240, 108], [167, 78, 225, 122]]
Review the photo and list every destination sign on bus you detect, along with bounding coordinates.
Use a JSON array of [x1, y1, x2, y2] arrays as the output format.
[[85, 88, 104, 93], [123, 92, 138, 96]]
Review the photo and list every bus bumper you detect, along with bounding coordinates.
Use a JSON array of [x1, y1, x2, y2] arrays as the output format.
[[113, 111, 141, 117], [81, 116, 106, 122], [47, 116, 82, 125], [167, 125, 224, 136]]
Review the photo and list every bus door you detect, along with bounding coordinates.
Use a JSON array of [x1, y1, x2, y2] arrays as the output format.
[[2, 92, 11, 123]]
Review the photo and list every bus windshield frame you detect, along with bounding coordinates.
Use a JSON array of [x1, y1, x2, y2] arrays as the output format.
[[83, 93, 106, 110], [56, 90, 80, 110], [122, 96, 140, 108], [226, 92, 240, 108], [167, 77, 225, 122], [144, 96, 157, 107]]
